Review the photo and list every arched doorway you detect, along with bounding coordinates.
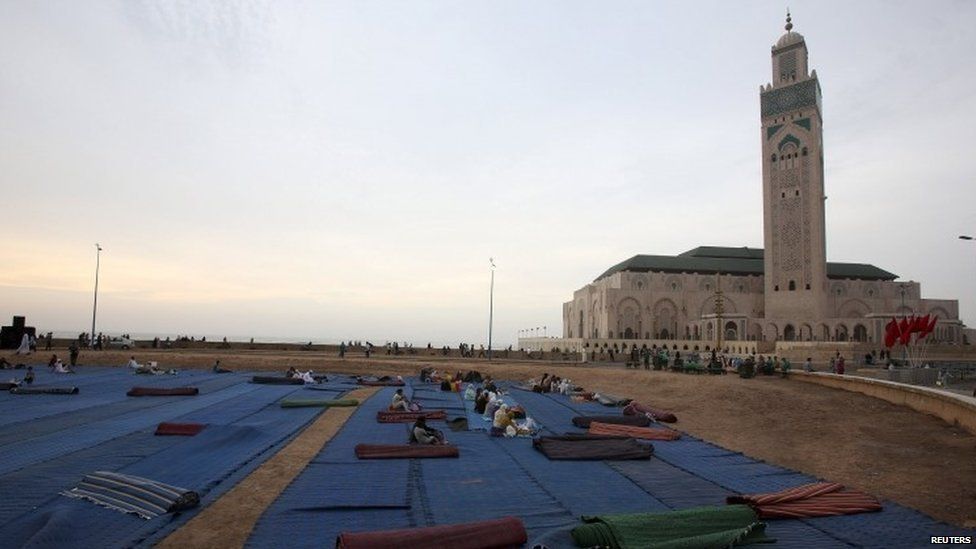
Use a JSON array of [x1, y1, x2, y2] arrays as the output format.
[[624, 328, 634, 339], [659, 329, 670, 340], [835, 324, 849, 342], [724, 321, 738, 341], [578, 311, 583, 340], [853, 324, 867, 342], [783, 324, 796, 341]]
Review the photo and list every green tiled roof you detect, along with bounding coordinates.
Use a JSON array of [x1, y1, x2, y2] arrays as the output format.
[[595, 246, 897, 282]]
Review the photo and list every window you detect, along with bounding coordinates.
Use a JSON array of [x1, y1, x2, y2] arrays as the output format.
[[802, 147, 808, 156], [781, 192, 786, 198], [795, 190, 800, 196], [774, 285, 779, 291], [789, 280, 796, 291], [805, 283, 811, 290]]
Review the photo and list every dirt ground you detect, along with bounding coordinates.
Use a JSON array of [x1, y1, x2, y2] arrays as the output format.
[[43, 347, 976, 528]]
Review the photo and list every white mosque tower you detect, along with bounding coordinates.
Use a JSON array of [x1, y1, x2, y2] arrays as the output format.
[[760, 11, 829, 328]]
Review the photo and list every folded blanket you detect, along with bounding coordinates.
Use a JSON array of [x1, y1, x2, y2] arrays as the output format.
[[154, 422, 206, 436], [127, 387, 199, 397], [280, 398, 359, 408], [571, 415, 651, 428], [337, 516, 526, 549], [727, 481, 882, 519], [589, 421, 680, 441], [61, 471, 200, 520], [572, 504, 773, 549], [355, 444, 459, 459], [10, 386, 79, 395], [251, 376, 304, 385], [358, 379, 405, 386], [623, 401, 678, 423], [376, 410, 447, 423], [533, 435, 652, 461]]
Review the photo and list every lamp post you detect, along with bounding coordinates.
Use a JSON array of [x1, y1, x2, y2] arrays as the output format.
[[91, 243, 102, 349], [488, 258, 495, 361]]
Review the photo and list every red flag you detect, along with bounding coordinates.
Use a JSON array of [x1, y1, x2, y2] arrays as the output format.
[[884, 318, 898, 348], [925, 316, 938, 337], [914, 314, 930, 337], [898, 316, 913, 345]]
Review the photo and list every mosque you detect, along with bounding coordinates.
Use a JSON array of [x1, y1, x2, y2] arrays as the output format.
[[546, 14, 965, 352]]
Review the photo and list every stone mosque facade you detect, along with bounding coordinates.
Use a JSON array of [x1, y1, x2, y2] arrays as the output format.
[[555, 16, 965, 350]]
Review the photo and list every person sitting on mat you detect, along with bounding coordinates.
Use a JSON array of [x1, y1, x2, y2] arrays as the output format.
[[0, 357, 12, 369], [474, 388, 490, 414], [53, 358, 74, 374], [491, 404, 515, 437], [212, 360, 232, 374], [411, 416, 446, 445], [285, 367, 299, 379], [23, 366, 34, 385], [126, 356, 142, 370], [390, 388, 412, 411]]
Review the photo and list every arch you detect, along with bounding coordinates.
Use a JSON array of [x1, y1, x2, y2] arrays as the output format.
[[624, 328, 634, 339], [705, 323, 714, 341], [778, 134, 801, 151], [927, 307, 951, 319], [699, 295, 738, 316], [659, 329, 670, 340], [664, 276, 682, 292], [788, 280, 796, 291], [765, 323, 779, 341], [724, 321, 738, 341], [578, 310, 584, 341], [750, 323, 763, 342], [800, 323, 813, 341], [783, 324, 796, 341], [835, 324, 849, 342], [653, 298, 679, 340], [853, 324, 868, 342], [830, 281, 848, 297], [838, 298, 870, 318]]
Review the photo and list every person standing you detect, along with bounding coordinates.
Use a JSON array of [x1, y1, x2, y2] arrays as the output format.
[[339, 341, 346, 358], [69, 342, 80, 367], [45, 332, 53, 351]]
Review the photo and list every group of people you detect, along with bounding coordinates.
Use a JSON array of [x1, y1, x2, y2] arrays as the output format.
[[531, 372, 572, 394], [125, 356, 176, 375], [47, 354, 75, 374]]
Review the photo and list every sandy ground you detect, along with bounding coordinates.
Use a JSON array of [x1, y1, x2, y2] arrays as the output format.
[[37, 348, 976, 528]]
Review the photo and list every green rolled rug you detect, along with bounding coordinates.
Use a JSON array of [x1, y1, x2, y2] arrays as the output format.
[[571, 504, 774, 549], [280, 398, 360, 408]]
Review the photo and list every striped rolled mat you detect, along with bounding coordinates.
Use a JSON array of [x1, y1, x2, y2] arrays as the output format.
[[62, 471, 199, 519], [588, 421, 681, 441], [280, 398, 359, 408], [337, 516, 526, 549], [376, 410, 447, 423], [354, 444, 459, 459], [727, 481, 882, 519], [155, 422, 206, 436]]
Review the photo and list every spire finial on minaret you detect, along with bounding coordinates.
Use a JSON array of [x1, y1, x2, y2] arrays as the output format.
[[785, 9, 793, 32]]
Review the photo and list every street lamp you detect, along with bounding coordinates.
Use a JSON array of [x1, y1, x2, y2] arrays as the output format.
[[488, 258, 495, 361], [91, 243, 102, 348]]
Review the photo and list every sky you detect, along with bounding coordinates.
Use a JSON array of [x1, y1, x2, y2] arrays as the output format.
[[1, 1, 974, 345]]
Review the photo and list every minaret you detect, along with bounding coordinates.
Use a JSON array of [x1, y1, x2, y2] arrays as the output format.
[[760, 11, 828, 331]]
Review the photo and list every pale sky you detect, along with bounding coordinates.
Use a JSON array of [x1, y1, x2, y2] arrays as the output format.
[[1, 1, 974, 345]]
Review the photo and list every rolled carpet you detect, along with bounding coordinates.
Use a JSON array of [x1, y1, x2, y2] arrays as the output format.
[[280, 398, 359, 408], [533, 435, 652, 461], [358, 379, 405, 386], [154, 422, 206, 436], [251, 376, 304, 385], [337, 516, 526, 549], [727, 481, 882, 519], [10, 386, 79, 395], [127, 387, 199, 397], [571, 415, 651, 428], [0, 382, 19, 391], [61, 471, 200, 520], [376, 410, 447, 423], [588, 421, 680, 441], [572, 504, 773, 549], [623, 401, 678, 423], [355, 444, 459, 459]]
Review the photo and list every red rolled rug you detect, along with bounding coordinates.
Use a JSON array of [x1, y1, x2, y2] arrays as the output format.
[[354, 444, 459, 459], [727, 481, 882, 519], [337, 516, 526, 549], [623, 401, 677, 423], [154, 422, 207, 436], [376, 410, 446, 423], [588, 421, 680, 441], [127, 387, 199, 396]]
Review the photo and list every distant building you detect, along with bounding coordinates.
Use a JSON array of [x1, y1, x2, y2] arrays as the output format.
[[552, 14, 964, 350]]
